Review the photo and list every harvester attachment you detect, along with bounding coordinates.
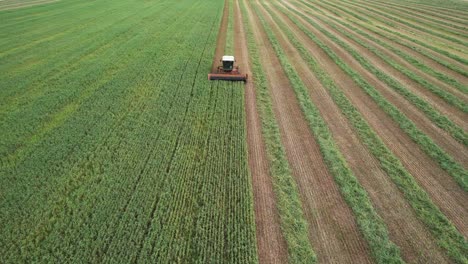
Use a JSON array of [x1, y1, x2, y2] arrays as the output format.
[[208, 55, 248, 82]]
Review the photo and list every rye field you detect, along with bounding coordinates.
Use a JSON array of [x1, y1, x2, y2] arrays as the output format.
[[0, 0, 467, 263]]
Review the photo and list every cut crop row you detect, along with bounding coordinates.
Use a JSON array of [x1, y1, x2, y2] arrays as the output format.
[[253, 1, 404, 263], [239, 0, 316, 262], [297, 0, 468, 143], [315, 0, 468, 68], [333, 0, 468, 48], [269, 1, 468, 262], [283, 0, 468, 192]]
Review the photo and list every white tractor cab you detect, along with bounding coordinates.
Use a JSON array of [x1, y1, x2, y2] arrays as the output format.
[[221, 55, 235, 72], [208, 55, 248, 82]]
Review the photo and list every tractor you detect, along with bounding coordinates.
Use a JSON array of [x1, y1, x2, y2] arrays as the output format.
[[208, 55, 248, 82]]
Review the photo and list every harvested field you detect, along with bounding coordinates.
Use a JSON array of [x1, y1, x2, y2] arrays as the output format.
[[240, 0, 467, 262]]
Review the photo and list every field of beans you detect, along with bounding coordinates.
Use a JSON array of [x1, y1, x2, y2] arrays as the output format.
[[1, 0, 467, 263]]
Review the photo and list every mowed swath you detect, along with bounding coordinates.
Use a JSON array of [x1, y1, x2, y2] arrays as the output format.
[[238, 0, 467, 263], [1, 0, 467, 263], [0, 0, 258, 262]]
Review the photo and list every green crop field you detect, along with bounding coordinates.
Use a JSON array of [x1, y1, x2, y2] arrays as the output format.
[[0, 0, 257, 262], [1, 0, 467, 262]]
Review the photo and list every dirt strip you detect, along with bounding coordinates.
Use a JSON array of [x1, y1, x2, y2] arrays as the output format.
[[285, 0, 468, 166], [277, 0, 468, 237], [258, 2, 453, 262], [242, 0, 375, 262], [233, 0, 288, 262]]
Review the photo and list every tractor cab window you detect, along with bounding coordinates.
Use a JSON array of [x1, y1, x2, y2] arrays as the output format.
[[222, 60, 234, 71]]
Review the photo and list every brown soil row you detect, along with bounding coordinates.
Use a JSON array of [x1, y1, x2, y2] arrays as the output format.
[[279, 0, 468, 237], [290, 0, 468, 165], [243, 0, 376, 262], [258, 1, 453, 262], [309, 0, 468, 90], [233, 0, 288, 262], [211, 0, 229, 73], [330, 0, 468, 57]]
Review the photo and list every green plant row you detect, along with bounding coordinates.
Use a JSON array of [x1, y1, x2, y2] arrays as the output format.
[[254, 2, 405, 263], [298, 1, 468, 145], [347, 0, 468, 37], [239, 0, 316, 262], [336, 0, 468, 47], [355, 0, 468, 31], [270, 2, 468, 262], [382, 0, 468, 13], [377, 25, 468, 65], [364, 0, 468, 25], [283, 1, 468, 192], [315, 0, 468, 69], [302, 0, 467, 94]]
